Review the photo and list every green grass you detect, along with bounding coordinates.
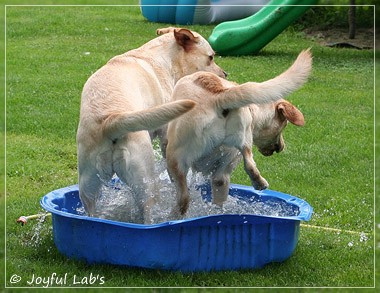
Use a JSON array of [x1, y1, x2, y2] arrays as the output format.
[[4, 2, 376, 290]]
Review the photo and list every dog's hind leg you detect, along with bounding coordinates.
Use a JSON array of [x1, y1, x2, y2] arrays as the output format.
[[166, 156, 191, 217], [113, 132, 158, 224], [78, 166, 103, 217], [209, 148, 241, 207], [242, 146, 269, 190]]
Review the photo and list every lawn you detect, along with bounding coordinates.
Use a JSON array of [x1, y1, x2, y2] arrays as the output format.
[[3, 1, 376, 290]]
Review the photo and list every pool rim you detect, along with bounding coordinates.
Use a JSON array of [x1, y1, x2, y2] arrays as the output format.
[[40, 183, 313, 229]]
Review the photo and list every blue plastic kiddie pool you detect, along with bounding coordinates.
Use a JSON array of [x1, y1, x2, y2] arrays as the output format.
[[40, 183, 312, 272]]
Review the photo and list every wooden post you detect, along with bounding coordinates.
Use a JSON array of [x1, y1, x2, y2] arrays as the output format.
[[348, 0, 356, 39]]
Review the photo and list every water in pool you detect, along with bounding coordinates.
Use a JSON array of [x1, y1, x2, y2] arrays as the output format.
[[76, 157, 298, 224]]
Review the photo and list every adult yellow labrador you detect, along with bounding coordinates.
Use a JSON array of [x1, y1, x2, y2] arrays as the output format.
[[165, 49, 312, 216], [77, 27, 226, 223]]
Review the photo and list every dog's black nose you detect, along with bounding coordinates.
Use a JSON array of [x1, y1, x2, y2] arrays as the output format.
[[223, 71, 228, 78]]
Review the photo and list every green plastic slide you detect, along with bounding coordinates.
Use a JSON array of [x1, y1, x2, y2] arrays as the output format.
[[208, 0, 318, 56]]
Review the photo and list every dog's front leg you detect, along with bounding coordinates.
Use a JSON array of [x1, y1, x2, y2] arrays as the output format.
[[242, 146, 269, 190], [211, 175, 230, 207]]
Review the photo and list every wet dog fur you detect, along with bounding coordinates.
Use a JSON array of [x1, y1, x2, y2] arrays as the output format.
[[165, 49, 312, 216], [77, 27, 226, 223]]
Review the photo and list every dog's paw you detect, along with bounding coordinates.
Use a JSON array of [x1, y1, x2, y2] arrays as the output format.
[[253, 177, 269, 190], [168, 207, 184, 221]]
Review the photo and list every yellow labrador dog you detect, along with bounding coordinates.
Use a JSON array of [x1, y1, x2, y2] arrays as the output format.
[[166, 49, 312, 216], [77, 27, 226, 223]]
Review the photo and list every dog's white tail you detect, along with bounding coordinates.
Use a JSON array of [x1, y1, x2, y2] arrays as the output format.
[[102, 100, 196, 141], [217, 49, 312, 110]]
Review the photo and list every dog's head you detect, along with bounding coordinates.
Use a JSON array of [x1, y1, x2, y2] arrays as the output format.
[[251, 100, 304, 157], [157, 27, 227, 80]]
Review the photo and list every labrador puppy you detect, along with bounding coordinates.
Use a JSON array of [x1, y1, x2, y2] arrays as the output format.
[[77, 27, 226, 223], [166, 49, 312, 216]]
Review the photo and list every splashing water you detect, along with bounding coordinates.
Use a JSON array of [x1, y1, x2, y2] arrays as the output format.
[[83, 159, 298, 224], [21, 212, 51, 247]]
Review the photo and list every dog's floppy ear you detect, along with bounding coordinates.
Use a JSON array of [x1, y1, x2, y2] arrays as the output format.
[[277, 101, 305, 126], [173, 28, 199, 51]]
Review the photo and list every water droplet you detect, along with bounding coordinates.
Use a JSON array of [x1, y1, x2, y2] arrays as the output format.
[[359, 232, 368, 242], [159, 170, 170, 181]]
